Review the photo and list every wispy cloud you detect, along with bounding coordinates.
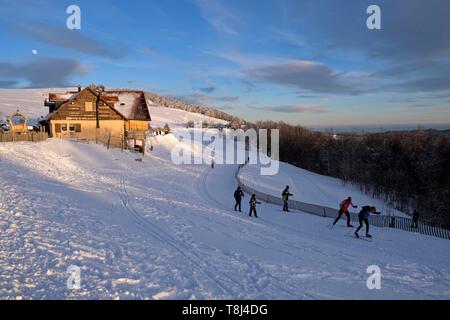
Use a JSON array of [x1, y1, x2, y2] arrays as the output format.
[[255, 104, 332, 114], [273, 29, 305, 47], [0, 57, 87, 88], [203, 50, 283, 67], [9, 21, 129, 59], [0, 80, 19, 88], [171, 92, 239, 105], [194, 0, 239, 35], [140, 47, 157, 55], [198, 86, 216, 94], [245, 60, 371, 95]]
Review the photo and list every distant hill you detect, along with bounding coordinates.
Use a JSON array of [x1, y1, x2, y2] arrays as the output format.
[[427, 129, 450, 138], [145, 92, 245, 128]]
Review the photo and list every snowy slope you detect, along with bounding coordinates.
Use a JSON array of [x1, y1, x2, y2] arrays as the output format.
[[0, 135, 449, 299], [239, 163, 408, 217], [148, 106, 228, 129], [0, 88, 72, 119], [0, 90, 449, 299]]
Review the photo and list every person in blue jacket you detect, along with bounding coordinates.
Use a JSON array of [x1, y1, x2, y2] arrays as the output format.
[[355, 206, 381, 238]]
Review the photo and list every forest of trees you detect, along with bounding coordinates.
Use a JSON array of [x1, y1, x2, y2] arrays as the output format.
[[252, 121, 450, 225]]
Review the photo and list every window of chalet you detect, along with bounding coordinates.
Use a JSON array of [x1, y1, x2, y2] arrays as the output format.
[[61, 124, 68, 132], [68, 124, 81, 133], [85, 101, 94, 112]]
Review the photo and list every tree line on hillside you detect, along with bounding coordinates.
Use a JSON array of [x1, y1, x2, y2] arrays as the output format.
[[251, 121, 450, 225], [145, 92, 244, 128]]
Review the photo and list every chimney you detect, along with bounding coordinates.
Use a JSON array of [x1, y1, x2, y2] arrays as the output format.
[[77, 84, 81, 92]]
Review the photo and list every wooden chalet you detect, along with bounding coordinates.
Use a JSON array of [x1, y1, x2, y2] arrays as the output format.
[[44, 86, 151, 148]]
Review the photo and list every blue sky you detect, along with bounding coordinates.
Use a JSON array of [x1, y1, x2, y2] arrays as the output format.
[[0, 0, 449, 127]]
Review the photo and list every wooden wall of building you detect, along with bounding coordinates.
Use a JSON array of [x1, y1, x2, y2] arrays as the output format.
[[49, 89, 124, 121]]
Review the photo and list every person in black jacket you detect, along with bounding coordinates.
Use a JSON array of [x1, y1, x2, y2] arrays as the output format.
[[249, 194, 261, 218], [355, 206, 381, 238], [411, 209, 419, 228], [282, 186, 293, 212], [234, 187, 245, 212]]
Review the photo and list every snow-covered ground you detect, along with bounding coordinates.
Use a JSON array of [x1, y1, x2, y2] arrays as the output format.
[[0, 88, 71, 119], [239, 163, 408, 217], [147, 106, 228, 129], [0, 134, 449, 299], [0, 90, 449, 299]]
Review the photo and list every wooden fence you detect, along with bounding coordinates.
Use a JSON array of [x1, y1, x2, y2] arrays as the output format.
[[0, 132, 48, 143], [71, 131, 146, 154], [236, 164, 450, 240]]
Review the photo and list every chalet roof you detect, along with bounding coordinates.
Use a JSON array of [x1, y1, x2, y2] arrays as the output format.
[[101, 90, 149, 121], [45, 88, 151, 121]]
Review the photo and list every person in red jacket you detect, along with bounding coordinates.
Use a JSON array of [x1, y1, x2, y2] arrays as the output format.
[[333, 197, 357, 227]]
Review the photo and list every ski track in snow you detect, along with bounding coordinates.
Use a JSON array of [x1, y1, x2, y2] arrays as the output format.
[[0, 104, 449, 299]]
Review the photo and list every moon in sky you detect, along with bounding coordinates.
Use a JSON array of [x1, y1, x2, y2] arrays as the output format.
[[32, 49, 38, 55]]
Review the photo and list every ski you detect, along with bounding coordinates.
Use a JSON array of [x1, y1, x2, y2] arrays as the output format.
[[344, 235, 373, 242]]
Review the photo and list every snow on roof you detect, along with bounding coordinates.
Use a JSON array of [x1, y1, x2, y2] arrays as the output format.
[[102, 91, 149, 120]]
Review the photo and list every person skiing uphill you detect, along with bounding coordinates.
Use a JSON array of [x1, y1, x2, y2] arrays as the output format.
[[282, 186, 293, 212], [249, 194, 261, 218], [355, 206, 381, 238], [234, 187, 245, 212], [333, 197, 357, 227]]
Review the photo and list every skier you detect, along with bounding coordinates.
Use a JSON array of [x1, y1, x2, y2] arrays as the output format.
[[211, 159, 215, 169], [282, 186, 293, 212], [355, 206, 381, 238], [234, 187, 245, 212], [411, 209, 419, 228], [333, 197, 357, 227], [249, 194, 261, 218]]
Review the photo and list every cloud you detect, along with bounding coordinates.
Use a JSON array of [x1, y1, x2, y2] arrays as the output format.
[[245, 60, 370, 95], [171, 92, 239, 104], [0, 57, 87, 88], [366, 0, 450, 61], [270, 1, 450, 94], [257, 104, 332, 114], [241, 79, 256, 93], [198, 86, 216, 94], [215, 95, 239, 102], [140, 47, 157, 55], [273, 29, 305, 47], [282, 0, 450, 62], [215, 105, 235, 111], [194, 0, 239, 35], [0, 80, 19, 88], [9, 22, 128, 59], [377, 60, 450, 93], [395, 76, 450, 93]]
